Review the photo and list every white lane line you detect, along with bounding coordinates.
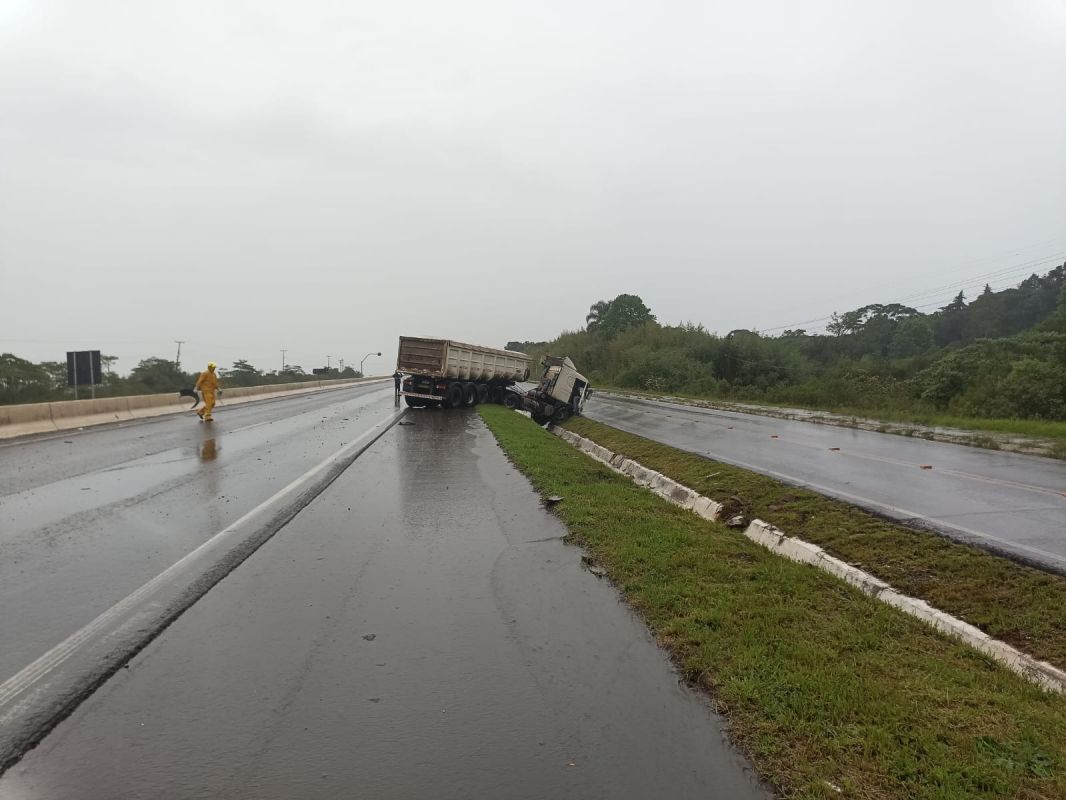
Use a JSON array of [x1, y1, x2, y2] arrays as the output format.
[[0, 408, 404, 708], [710, 454, 1066, 569], [590, 413, 1066, 571], [0, 381, 390, 450]]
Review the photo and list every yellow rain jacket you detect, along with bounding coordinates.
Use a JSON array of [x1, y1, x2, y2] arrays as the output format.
[[195, 366, 220, 420]]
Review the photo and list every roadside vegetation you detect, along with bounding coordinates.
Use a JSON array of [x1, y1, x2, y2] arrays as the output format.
[[479, 404, 1066, 800], [507, 261, 1066, 436], [563, 415, 1066, 669], [0, 355, 363, 405]]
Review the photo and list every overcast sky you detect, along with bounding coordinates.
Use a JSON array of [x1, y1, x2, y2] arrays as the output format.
[[2, 0, 1064, 375]]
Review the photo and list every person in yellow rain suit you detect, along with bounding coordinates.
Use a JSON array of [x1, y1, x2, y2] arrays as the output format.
[[195, 362, 220, 422]]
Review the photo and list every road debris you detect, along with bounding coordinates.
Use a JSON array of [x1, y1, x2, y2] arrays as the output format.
[[581, 555, 608, 577]]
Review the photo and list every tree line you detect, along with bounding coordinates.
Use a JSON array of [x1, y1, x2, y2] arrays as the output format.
[[509, 263, 1066, 421], [0, 356, 362, 405]]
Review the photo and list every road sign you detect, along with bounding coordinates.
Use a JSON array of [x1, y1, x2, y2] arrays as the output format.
[[66, 351, 102, 399]]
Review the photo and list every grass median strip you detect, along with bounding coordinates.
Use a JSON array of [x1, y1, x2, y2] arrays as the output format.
[[478, 405, 1066, 800], [566, 415, 1066, 672]]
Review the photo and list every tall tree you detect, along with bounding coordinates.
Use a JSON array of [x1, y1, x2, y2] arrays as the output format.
[[934, 291, 968, 345], [228, 359, 262, 387], [595, 294, 656, 337], [128, 358, 188, 391], [0, 354, 56, 404], [586, 300, 612, 332]]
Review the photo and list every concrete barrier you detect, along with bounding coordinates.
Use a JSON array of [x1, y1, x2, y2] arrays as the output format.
[[128, 393, 185, 419], [46, 397, 133, 431], [0, 377, 389, 440], [549, 422, 1066, 694], [0, 402, 57, 437]]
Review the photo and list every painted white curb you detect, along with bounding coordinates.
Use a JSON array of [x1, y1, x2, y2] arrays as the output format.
[[551, 425, 1066, 694]]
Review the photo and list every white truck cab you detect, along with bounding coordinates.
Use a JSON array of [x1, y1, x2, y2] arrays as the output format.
[[537, 356, 592, 415]]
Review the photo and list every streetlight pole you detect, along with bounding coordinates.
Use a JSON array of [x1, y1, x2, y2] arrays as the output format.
[[361, 351, 381, 376]]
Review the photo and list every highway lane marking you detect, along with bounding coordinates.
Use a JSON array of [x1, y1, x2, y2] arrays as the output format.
[[0, 391, 397, 509], [0, 381, 391, 451], [698, 451, 1066, 570], [586, 411, 1066, 571], [0, 410, 396, 700], [929, 505, 1066, 521], [0, 407, 406, 771], [594, 399, 1066, 501]]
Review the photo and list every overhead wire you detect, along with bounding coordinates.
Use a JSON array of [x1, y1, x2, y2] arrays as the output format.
[[752, 233, 1066, 325], [759, 250, 1065, 334]]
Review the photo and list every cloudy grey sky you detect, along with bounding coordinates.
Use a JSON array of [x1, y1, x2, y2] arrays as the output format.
[[2, 0, 1064, 375]]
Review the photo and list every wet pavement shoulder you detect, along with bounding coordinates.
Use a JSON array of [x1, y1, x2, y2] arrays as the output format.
[[0, 409, 769, 800]]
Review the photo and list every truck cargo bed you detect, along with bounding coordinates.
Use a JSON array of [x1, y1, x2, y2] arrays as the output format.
[[397, 337, 530, 382]]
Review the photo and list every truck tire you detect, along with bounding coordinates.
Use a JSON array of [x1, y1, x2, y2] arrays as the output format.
[[404, 397, 425, 408], [476, 384, 490, 404], [503, 392, 520, 409], [444, 383, 464, 409], [551, 405, 572, 423], [462, 382, 478, 406], [490, 387, 504, 404]]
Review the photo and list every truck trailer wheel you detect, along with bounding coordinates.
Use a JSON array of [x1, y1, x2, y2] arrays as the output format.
[[444, 383, 464, 409], [462, 382, 478, 406], [476, 384, 490, 404], [404, 397, 426, 408]]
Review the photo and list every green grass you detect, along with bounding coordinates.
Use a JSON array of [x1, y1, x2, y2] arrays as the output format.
[[478, 405, 1066, 800], [600, 385, 1066, 445], [565, 415, 1066, 670]]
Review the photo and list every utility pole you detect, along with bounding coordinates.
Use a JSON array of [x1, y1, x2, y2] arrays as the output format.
[[281, 349, 288, 372], [339, 358, 345, 370], [326, 355, 332, 370], [174, 340, 185, 369]]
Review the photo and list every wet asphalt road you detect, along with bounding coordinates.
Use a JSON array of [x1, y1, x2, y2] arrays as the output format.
[[1, 410, 767, 800], [0, 382, 395, 681], [585, 394, 1066, 573]]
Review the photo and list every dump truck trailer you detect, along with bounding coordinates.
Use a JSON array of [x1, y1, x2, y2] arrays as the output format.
[[397, 336, 531, 408]]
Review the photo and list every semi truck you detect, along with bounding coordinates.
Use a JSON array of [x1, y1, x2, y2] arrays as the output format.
[[397, 337, 531, 408], [505, 355, 592, 424]]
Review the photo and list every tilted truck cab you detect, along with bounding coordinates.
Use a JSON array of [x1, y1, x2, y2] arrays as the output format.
[[516, 356, 592, 424]]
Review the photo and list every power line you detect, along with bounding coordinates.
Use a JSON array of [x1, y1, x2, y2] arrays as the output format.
[[756, 233, 1066, 324], [759, 251, 1065, 334]]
